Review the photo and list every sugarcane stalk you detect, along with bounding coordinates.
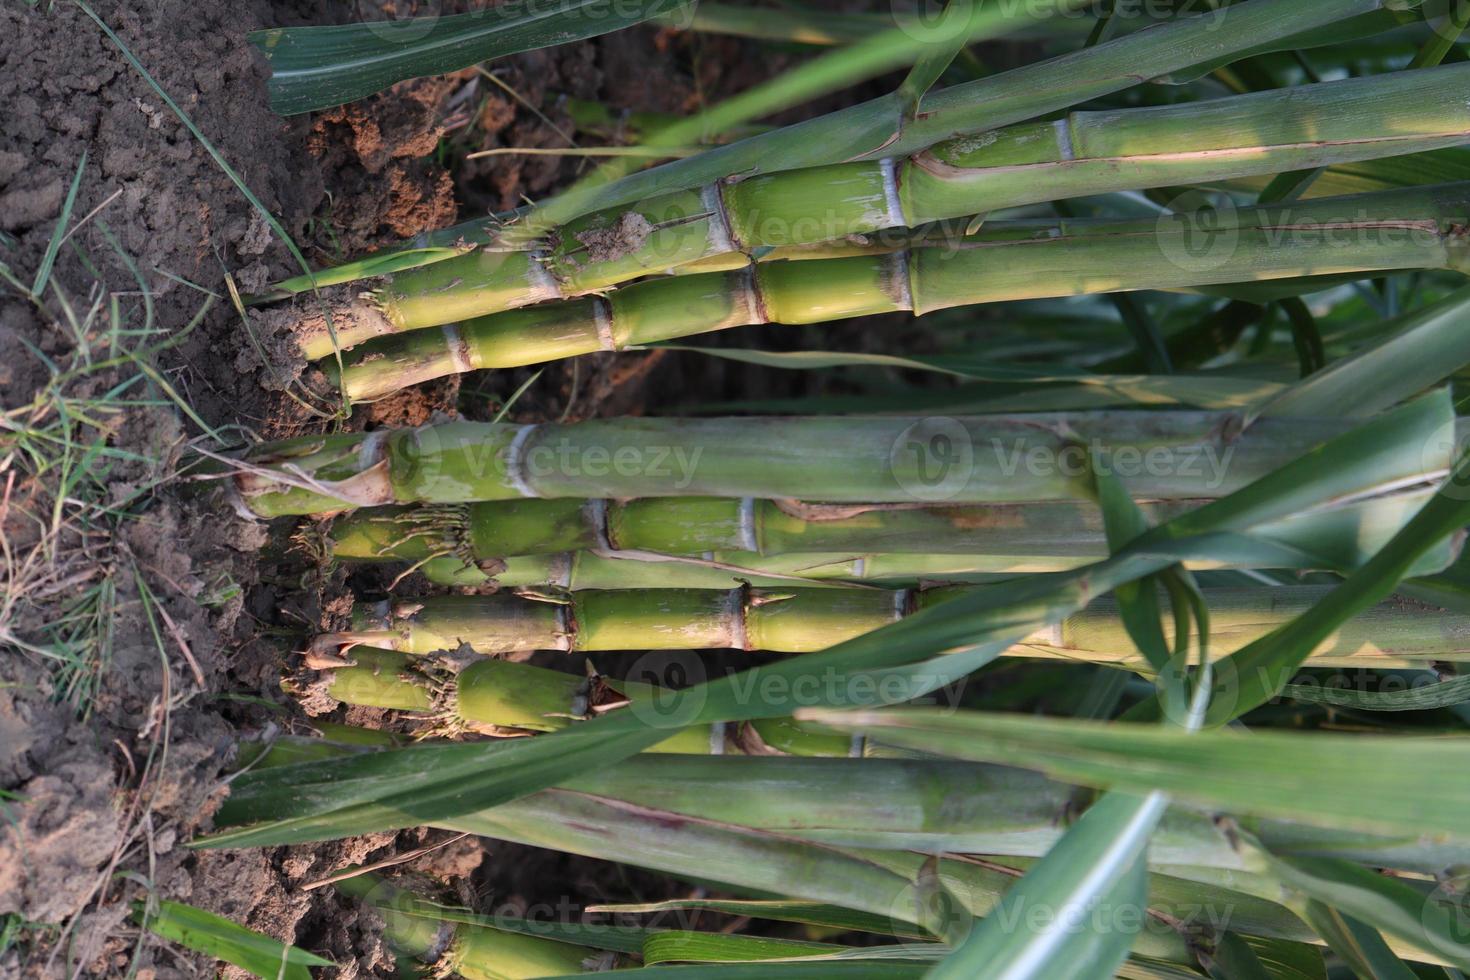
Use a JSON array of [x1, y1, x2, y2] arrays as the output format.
[[297, 648, 859, 757], [312, 586, 1470, 667], [328, 488, 1448, 589], [281, 67, 1470, 358], [231, 410, 1380, 518], [334, 872, 613, 979], [327, 496, 1173, 561], [417, 551, 1073, 590]]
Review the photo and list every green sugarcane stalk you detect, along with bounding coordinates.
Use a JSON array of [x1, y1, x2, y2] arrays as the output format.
[[416, 551, 1075, 590], [332, 488, 1442, 565], [230, 409, 1404, 518], [312, 586, 1470, 667], [334, 872, 614, 978], [281, 66, 1470, 358], [298, 648, 861, 757], [330, 486, 1447, 589], [328, 181, 1470, 396], [327, 495, 1181, 561]]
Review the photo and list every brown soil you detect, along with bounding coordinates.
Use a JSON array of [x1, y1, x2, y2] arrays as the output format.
[[1, 1, 850, 976]]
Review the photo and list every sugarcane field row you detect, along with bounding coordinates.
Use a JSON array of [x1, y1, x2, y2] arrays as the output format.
[[14, 0, 1470, 977]]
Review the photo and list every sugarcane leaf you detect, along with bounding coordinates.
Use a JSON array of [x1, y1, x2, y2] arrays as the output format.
[[447, 789, 963, 936], [1282, 674, 1470, 711], [1278, 299, 1326, 378], [644, 932, 944, 964], [1257, 169, 1325, 206], [1092, 464, 1172, 674], [1202, 442, 1470, 726], [1202, 932, 1275, 980], [648, 345, 1088, 381], [794, 708, 1470, 840], [1119, 959, 1220, 980], [653, 346, 1281, 410], [1258, 285, 1470, 420], [1263, 854, 1470, 970], [1299, 902, 1420, 980], [1110, 292, 1174, 375], [590, 900, 929, 940], [1236, 935, 1327, 980], [207, 721, 671, 847], [538, 963, 933, 978], [1151, 5, 1423, 84], [929, 791, 1165, 980], [893, 0, 976, 122], [134, 900, 332, 979], [641, 931, 860, 964], [391, 905, 656, 955], [250, 0, 692, 115], [696, 378, 1285, 414], [1409, 0, 1470, 67], [245, 247, 474, 304]]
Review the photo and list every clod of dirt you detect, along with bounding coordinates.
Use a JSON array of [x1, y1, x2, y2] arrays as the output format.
[[574, 211, 655, 264], [243, 283, 394, 381], [307, 75, 458, 241], [0, 757, 123, 924]]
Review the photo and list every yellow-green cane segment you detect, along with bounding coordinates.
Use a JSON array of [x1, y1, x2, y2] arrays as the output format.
[[313, 586, 1470, 669], [328, 489, 1447, 585]]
